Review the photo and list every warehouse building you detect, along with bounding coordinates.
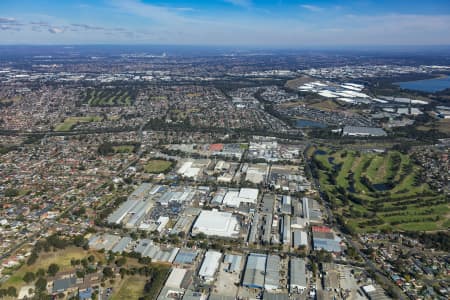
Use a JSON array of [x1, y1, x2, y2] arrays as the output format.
[[242, 253, 267, 289], [361, 285, 391, 300], [292, 230, 308, 249], [173, 249, 198, 265], [342, 126, 387, 137], [222, 188, 259, 208], [111, 236, 132, 254], [107, 183, 154, 226], [88, 234, 121, 251], [312, 232, 342, 253], [165, 268, 188, 289], [198, 250, 222, 283], [290, 258, 307, 293], [247, 212, 259, 244], [191, 210, 240, 238], [224, 254, 243, 273], [281, 215, 291, 245], [264, 255, 281, 292], [134, 239, 179, 263], [262, 213, 272, 244]]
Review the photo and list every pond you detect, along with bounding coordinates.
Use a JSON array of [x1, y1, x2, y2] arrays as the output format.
[[372, 183, 392, 192]]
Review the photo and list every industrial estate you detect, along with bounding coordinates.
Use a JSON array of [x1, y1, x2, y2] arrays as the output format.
[[0, 10, 449, 299]]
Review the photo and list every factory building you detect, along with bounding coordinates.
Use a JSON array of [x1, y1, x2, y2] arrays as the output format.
[[111, 237, 132, 254], [198, 251, 222, 283], [292, 230, 308, 248], [281, 215, 291, 245], [342, 126, 387, 137], [107, 183, 154, 226], [224, 254, 242, 273], [242, 253, 267, 289], [290, 258, 307, 293], [191, 210, 239, 238], [312, 226, 342, 253], [264, 255, 281, 292]]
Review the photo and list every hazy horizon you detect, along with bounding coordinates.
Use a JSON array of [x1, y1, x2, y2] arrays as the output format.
[[1, 0, 450, 46]]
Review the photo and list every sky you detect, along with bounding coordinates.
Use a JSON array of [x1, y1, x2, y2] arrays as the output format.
[[1, 0, 450, 47]]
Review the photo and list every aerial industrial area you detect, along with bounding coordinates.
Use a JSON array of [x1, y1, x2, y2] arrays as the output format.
[[0, 46, 449, 300]]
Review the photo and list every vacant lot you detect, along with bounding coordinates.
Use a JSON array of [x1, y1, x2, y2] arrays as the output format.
[[6, 247, 104, 289], [54, 116, 102, 131], [144, 159, 173, 173], [112, 276, 147, 300], [83, 87, 137, 106], [312, 147, 448, 232]]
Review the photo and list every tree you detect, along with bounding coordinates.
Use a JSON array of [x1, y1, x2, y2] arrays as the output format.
[[27, 251, 38, 265], [47, 263, 60, 276], [36, 268, 46, 277], [23, 271, 35, 283], [7, 286, 17, 297], [97, 142, 114, 155], [103, 267, 114, 278], [115, 257, 127, 267], [4, 188, 19, 197], [35, 277, 47, 292], [76, 270, 86, 278]]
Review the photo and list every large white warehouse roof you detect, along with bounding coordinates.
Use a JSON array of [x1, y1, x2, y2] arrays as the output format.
[[192, 210, 239, 238]]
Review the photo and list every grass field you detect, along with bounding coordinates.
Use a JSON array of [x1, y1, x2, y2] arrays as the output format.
[[112, 145, 135, 153], [417, 119, 450, 134], [111, 276, 147, 300], [54, 116, 103, 131], [144, 159, 173, 173], [308, 99, 341, 111], [83, 88, 137, 106], [312, 147, 449, 233], [5, 247, 104, 289]]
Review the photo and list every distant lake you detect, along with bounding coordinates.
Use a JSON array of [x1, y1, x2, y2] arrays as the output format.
[[296, 119, 327, 128], [395, 76, 450, 92]]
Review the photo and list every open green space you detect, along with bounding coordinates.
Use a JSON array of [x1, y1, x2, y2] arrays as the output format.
[[5, 247, 104, 289], [312, 147, 449, 233], [111, 276, 147, 300], [83, 87, 137, 107], [144, 159, 173, 173], [54, 116, 103, 131], [112, 145, 135, 153]]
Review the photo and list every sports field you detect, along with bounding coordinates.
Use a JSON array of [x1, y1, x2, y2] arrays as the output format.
[[54, 116, 103, 131], [312, 147, 449, 233], [144, 159, 173, 173]]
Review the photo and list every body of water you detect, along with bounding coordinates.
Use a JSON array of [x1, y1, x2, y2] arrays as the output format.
[[395, 76, 450, 92], [296, 119, 327, 128]]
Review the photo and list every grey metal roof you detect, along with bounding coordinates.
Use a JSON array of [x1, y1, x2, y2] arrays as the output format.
[[224, 254, 242, 273], [343, 126, 387, 136], [174, 249, 198, 264], [242, 253, 267, 289], [262, 214, 272, 244], [111, 236, 132, 253], [282, 215, 291, 245], [261, 194, 275, 213], [52, 277, 77, 293], [264, 293, 289, 300], [290, 258, 306, 290], [264, 255, 280, 289]]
